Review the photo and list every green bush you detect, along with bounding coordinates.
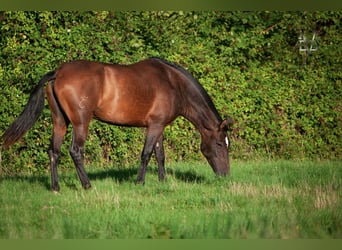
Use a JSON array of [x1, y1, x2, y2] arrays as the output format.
[[0, 11, 341, 174]]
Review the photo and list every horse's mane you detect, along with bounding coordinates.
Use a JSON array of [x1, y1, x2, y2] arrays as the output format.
[[150, 57, 222, 123]]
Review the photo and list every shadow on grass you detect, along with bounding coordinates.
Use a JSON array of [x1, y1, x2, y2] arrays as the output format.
[[168, 169, 206, 183], [87, 166, 206, 183], [87, 167, 137, 183], [0, 173, 51, 190], [0, 165, 206, 191]]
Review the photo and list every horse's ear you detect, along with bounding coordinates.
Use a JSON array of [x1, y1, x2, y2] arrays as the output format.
[[219, 116, 234, 131]]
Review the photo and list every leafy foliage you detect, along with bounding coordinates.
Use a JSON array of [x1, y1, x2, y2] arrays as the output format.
[[0, 11, 341, 173]]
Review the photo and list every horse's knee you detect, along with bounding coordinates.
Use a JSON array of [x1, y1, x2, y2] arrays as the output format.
[[70, 144, 83, 159]]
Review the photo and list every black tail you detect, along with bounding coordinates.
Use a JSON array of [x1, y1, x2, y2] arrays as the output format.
[[1, 71, 56, 149]]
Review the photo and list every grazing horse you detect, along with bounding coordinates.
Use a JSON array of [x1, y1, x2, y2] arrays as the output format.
[[1, 57, 232, 191]]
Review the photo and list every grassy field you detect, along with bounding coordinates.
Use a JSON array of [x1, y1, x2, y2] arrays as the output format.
[[0, 160, 341, 239]]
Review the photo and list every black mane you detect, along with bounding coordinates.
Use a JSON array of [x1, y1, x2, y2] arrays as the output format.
[[150, 57, 222, 124]]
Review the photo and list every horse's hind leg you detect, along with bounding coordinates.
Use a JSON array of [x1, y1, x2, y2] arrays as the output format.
[[70, 124, 91, 189], [49, 124, 68, 192], [46, 82, 69, 192], [154, 134, 166, 181]]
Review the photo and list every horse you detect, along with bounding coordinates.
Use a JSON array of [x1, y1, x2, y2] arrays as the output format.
[[1, 57, 232, 191]]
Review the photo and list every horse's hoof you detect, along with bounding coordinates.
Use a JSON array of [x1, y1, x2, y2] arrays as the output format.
[[136, 179, 145, 185], [158, 175, 166, 182], [51, 185, 60, 193], [83, 183, 92, 189]]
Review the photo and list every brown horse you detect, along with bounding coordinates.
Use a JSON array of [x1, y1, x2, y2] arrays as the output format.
[[1, 57, 232, 191]]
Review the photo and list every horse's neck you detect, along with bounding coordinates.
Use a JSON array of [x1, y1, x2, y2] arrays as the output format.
[[162, 59, 221, 133], [182, 100, 220, 134]]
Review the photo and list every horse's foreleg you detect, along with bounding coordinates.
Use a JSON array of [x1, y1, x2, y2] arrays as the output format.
[[70, 125, 91, 189], [137, 126, 164, 184], [154, 135, 166, 181]]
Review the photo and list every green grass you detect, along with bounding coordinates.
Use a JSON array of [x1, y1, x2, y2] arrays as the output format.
[[0, 160, 341, 239]]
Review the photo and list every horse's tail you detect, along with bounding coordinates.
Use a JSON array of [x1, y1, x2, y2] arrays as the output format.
[[1, 71, 56, 149]]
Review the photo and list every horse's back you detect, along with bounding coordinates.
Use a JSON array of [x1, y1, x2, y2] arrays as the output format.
[[52, 59, 181, 127], [98, 59, 181, 126]]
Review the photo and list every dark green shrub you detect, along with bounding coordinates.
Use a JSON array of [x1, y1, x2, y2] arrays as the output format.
[[1, 11, 341, 174]]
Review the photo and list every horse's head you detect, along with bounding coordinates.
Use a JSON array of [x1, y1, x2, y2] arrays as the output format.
[[200, 117, 233, 176]]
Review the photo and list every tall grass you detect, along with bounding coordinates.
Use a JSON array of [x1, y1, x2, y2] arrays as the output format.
[[0, 160, 341, 238]]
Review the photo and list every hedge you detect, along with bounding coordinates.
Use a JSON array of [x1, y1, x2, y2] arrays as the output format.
[[0, 11, 341, 173]]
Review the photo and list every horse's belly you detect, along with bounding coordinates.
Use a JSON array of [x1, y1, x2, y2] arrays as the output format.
[[94, 99, 153, 127]]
